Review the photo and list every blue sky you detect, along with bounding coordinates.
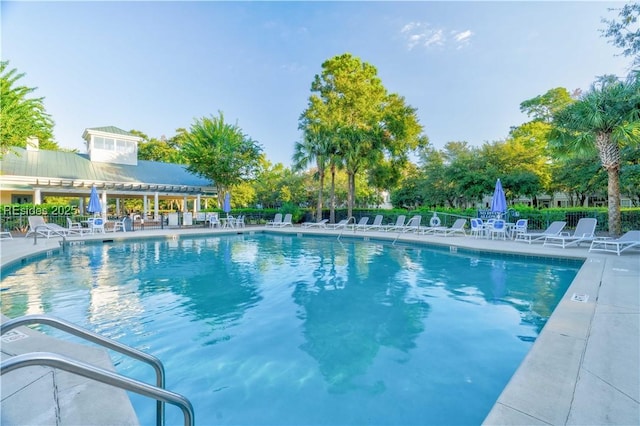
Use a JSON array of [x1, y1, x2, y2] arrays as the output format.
[[2, 1, 631, 166]]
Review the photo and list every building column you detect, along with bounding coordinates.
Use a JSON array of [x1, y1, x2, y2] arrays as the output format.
[[34, 188, 42, 205], [143, 195, 149, 219], [194, 194, 201, 215], [101, 190, 107, 219], [154, 192, 159, 218], [183, 195, 188, 212]]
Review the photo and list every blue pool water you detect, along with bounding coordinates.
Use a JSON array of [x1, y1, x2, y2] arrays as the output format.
[[1, 234, 582, 425]]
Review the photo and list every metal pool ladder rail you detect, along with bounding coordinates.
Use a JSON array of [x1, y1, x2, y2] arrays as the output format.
[[1, 314, 194, 426]]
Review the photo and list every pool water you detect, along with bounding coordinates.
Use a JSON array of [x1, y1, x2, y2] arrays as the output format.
[[0, 234, 582, 425]]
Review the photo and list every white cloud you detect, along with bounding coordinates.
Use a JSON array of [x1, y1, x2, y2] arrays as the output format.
[[452, 29, 473, 49], [401, 22, 473, 51], [425, 29, 445, 47]]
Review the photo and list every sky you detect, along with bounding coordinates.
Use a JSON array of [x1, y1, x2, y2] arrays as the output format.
[[1, 1, 632, 167]]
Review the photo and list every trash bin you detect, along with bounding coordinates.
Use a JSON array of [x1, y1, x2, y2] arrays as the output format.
[[168, 213, 179, 226]]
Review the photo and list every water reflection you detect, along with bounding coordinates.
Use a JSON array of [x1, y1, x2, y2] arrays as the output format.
[[292, 241, 429, 393]]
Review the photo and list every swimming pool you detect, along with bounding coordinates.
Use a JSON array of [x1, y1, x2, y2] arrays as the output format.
[[0, 234, 582, 425]]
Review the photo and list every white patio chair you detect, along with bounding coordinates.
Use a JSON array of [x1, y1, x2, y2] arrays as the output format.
[[511, 219, 528, 240], [469, 218, 486, 239], [207, 213, 220, 228], [89, 217, 106, 234], [67, 217, 90, 236], [111, 218, 128, 232], [489, 219, 507, 240]]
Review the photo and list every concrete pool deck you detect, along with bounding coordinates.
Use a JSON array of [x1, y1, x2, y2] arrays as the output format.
[[1, 226, 638, 425]]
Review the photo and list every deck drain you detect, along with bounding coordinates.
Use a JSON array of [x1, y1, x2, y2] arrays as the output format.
[[1, 330, 29, 343], [571, 293, 589, 303]]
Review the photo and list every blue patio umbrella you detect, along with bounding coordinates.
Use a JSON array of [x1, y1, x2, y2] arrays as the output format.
[[87, 186, 102, 215], [223, 192, 231, 214], [490, 179, 507, 216]]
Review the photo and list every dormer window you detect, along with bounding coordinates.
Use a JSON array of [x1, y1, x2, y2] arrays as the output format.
[[83, 126, 142, 165]]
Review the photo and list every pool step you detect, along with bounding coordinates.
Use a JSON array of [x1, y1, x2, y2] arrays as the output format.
[[1, 314, 140, 425]]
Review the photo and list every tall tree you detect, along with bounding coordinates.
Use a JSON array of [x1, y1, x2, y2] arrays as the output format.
[[293, 124, 333, 221], [182, 112, 263, 205], [519, 87, 575, 123], [601, 2, 640, 67], [0, 60, 56, 154], [301, 53, 425, 219], [134, 128, 188, 164], [549, 73, 640, 235]]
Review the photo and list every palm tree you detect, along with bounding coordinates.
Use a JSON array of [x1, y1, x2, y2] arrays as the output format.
[[292, 126, 330, 222], [550, 73, 640, 235]]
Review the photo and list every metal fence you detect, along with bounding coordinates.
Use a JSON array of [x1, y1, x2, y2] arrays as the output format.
[[2, 209, 638, 236]]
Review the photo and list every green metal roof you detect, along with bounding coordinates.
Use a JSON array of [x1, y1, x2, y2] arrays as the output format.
[[85, 126, 136, 137], [1, 147, 213, 188]]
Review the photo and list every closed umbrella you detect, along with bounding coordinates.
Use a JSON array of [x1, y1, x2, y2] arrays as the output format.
[[223, 192, 231, 214], [87, 186, 102, 215], [490, 179, 507, 217]]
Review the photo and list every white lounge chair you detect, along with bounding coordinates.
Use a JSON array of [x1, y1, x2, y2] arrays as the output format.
[[385, 215, 406, 232], [589, 230, 640, 256], [25, 216, 69, 239], [266, 213, 283, 227], [352, 217, 370, 230], [435, 218, 467, 237], [364, 215, 384, 231], [544, 218, 597, 248], [515, 221, 566, 244], [420, 217, 447, 235], [279, 213, 293, 227], [326, 219, 349, 229], [402, 215, 422, 233], [302, 219, 328, 228]]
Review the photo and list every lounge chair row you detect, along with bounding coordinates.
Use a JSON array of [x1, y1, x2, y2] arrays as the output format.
[[297, 215, 638, 254], [24, 216, 128, 238], [300, 215, 468, 236]]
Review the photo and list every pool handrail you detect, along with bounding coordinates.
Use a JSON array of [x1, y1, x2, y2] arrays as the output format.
[[336, 216, 357, 240], [1, 314, 169, 426], [1, 351, 194, 426]]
